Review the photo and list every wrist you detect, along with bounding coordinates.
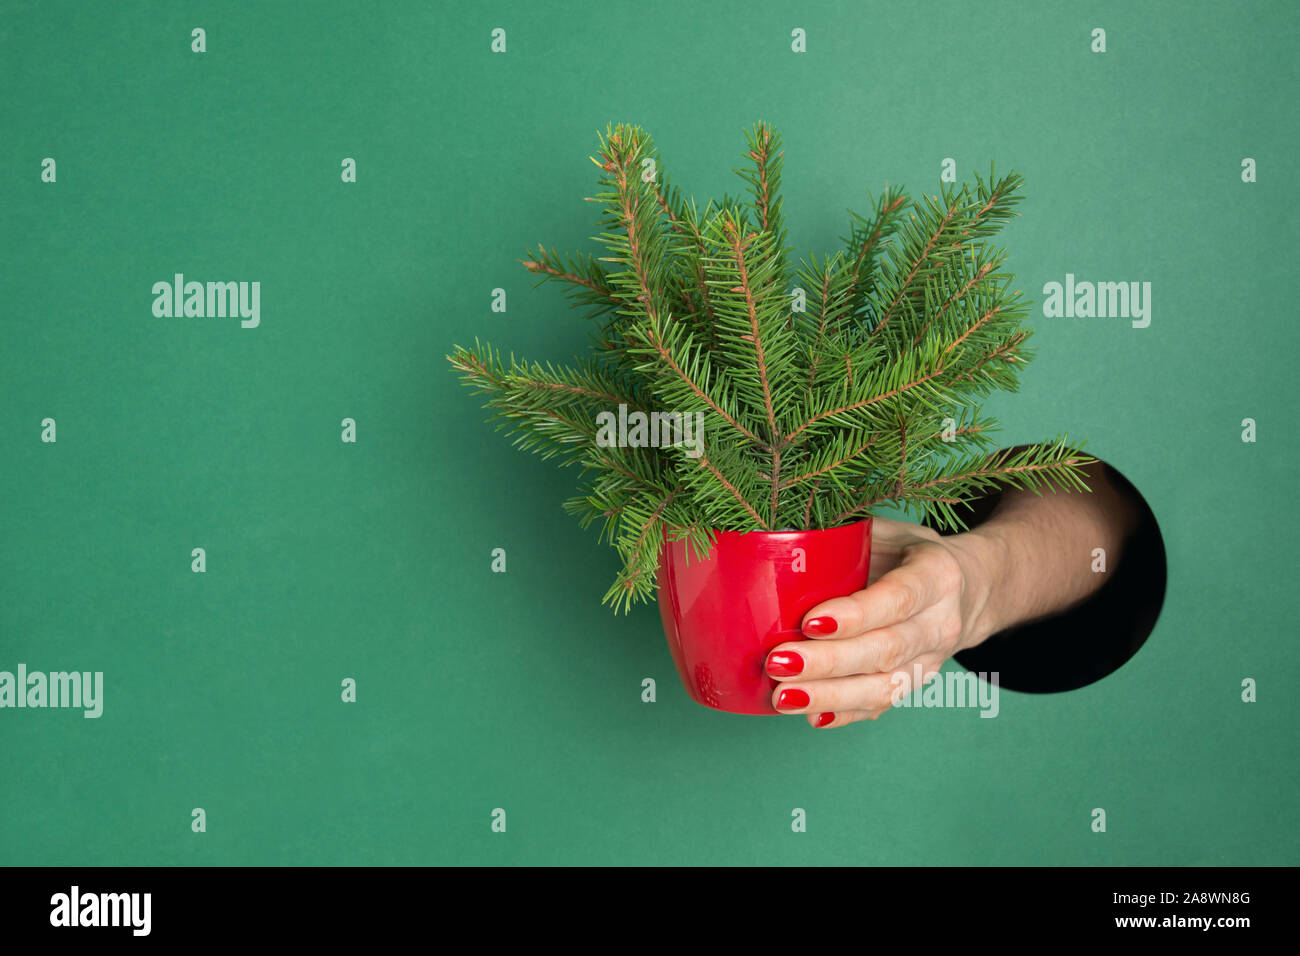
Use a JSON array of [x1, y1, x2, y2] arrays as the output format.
[[947, 525, 1011, 650]]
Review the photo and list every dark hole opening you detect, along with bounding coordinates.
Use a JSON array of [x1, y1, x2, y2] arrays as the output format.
[[929, 460, 1167, 694]]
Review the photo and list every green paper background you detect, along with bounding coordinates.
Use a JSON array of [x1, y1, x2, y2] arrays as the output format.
[[2, 0, 1297, 865]]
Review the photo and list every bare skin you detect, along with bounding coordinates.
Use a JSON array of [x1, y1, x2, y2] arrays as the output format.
[[765, 460, 1141, 728]]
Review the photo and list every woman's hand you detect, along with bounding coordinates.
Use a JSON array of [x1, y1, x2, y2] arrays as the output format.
[[765, 515, 1006, 729]]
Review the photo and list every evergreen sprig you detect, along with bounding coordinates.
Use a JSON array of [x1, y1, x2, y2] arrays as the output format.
[[448, 123, 1094, 612]]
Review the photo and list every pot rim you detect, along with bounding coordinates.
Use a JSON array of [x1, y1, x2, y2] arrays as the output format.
[[662, 516, 872, 542]]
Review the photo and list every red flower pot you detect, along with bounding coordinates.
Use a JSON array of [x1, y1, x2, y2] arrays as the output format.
[[656, 518, 873, 715]]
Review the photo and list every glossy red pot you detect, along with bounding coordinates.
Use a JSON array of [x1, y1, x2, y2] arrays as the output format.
[[656, 518, 872, 715]]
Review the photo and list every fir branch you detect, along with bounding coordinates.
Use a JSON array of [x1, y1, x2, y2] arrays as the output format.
[[801, 478, 821, 530], [841, 185, 909, 331], [600, 484, 687, 613], [911, 252, 998, 346], [739, 122, 786, 241], [785, 348, 949, 444], [945, 300, 1004, 355], [895, 418, 908, 496], [643, 158, 716, 339], [687, 447, 769, 530], [778, 430, 883, 492], [665, 197, 722, 349], [702, 211, 801, 436], [521, 245, 623, 317], [869, 190, 965, 341], [447, 342, 661, 483], [799, 251, 860, 396], [724, 216, 781, 515], [450, 124, 1081, 609], [589, 124, 673, 330], [630, 322, 764, 446], [805, 256, 835, 396], [834, 439, 1095, 527], [952, 329, 1031, 384]]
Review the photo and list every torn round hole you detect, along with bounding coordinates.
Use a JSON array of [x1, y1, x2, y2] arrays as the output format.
[[945, 460, 1167, 694]]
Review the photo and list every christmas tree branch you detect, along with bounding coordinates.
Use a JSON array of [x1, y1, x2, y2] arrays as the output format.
[[785, 351, 948, 444], [723, 217, 782, 518], [944, 300, 1005, 355], [450, 124, 1078, 608], [778, 430, 883, 491], [843, 186, 908, 331], [805, 259, 835, 396], [521, 245, 623, 314], [801, 252, 860, 396], [951, 329, 1030, 384], [802, 478, 822, 529], [833, 440, 1095, 526], [606, 131, 665, 324], [869, 192, 965, 342], [693, 449, 769, 529], [911, 254, 997, 346], [633, 322, 764, 445], [739, 123, 785, 238]]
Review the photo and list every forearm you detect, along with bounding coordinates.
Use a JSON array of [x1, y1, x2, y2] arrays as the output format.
[[948, 460, 1141, 650]]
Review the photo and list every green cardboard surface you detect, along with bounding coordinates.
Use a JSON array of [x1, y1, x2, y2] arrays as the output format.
[[2, 0, 1296, 865]]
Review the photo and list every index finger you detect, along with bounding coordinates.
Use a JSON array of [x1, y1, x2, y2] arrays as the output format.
[[801, 560, 940, 640]]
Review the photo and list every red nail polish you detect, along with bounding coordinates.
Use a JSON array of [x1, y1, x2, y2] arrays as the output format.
[[777, 688, 810, 710], [803, 616, 838, 636], [766, 650, 805, 678], [815, 712, 835, 727]]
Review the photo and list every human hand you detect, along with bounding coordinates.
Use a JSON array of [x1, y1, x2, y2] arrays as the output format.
[[764, 516, 1005, 729]]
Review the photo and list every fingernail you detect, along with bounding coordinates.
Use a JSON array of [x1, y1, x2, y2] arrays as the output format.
[[776, 688, 810, 710], [803, 616, 838, 636], [766, 650, 805, 678], [815, 712, 835, 727]]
